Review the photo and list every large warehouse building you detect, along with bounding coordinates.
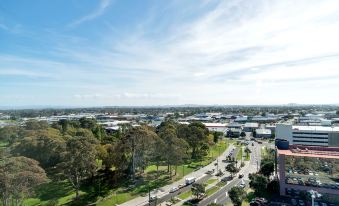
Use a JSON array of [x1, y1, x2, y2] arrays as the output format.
[[276, 124, 339, 147]]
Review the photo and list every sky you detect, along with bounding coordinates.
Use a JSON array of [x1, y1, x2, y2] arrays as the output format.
[[1, 0, 339, 107]]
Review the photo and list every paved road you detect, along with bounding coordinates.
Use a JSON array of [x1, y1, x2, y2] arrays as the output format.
[[198, 141, 264, 206], [120, 142, 236, 206], [146, 174, 211, 206]]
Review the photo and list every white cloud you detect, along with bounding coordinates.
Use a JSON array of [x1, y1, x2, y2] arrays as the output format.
[[69, 0, 113, 27]]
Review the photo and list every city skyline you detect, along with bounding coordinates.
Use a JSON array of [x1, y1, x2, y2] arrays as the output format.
[[1, 0, 339, 107]]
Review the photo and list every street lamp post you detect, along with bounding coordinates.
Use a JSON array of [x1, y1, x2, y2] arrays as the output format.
[[308, 190, 321, 206]]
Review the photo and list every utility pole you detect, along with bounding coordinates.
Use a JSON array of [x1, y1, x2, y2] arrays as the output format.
[[148, 186, 151, 206]]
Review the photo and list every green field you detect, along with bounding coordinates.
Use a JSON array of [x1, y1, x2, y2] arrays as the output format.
[[206, 178, 218, 185], [205, 186, 219, 196], [261, 146, 268, 157], [237, 146, 243, 161], [178, 190, 192, 200]]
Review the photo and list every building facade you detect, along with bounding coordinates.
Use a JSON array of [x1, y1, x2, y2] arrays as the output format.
[[276, 124, 339, 147]]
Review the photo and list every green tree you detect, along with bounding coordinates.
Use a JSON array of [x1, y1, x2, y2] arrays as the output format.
[[229, 186, 246, 206], [259, 159, 274, 177], [79, 117, 97, 130], [158, 122, 189, 176], [191, 183, 205, 199], [58, 137, 98, 199], [25, 120, 49, 130], [240, 131, 246, 138], [177, 122, 209, 159], [249, 173, 268, 197], [114, 126, 159, 179], [0, 156, 47, 206], [0, 126, 24, 144], [213, 131, 223, 143], [11, 129, 65, 168], [225, 163, 238, 177], [267, 179, 279, 195]]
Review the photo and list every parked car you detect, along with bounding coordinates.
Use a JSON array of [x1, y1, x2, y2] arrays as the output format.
[[169, 186, 179, 193], [239, 182, 246, 188], [205, 170, 213, 175], [314, 202, 320, 206], [221, 176, 229, 182], [149, 195, 157, 202], [320, 202, 328, 206], [291, 198, 297, 206], [286, 188, 292, 195], [298, 200, 305, 206], [178, 184, 185, 189], [238, 174, 244, 178]]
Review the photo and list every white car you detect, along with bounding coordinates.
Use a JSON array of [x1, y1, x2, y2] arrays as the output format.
[[169, 186, 179, 193], [239, 180, 246, 188]]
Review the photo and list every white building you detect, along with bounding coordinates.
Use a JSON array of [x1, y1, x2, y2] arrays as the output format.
[[203, 123, 228, 132], [276, 124, 339, 147]]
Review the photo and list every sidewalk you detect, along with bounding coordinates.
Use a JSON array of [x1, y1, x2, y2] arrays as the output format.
[[119, 144, 235, 206]]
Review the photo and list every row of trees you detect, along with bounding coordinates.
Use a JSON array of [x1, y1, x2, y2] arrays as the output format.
[[0, 119, 212, 204]]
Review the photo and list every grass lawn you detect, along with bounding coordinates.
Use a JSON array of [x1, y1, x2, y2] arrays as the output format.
[[205, 186, 219, 196], [261, 146, 268, 157], [237, 146, 243, 161], [206, 178, 218, 185], [216, 181, 226, 187], [245, 151, 250, 161], [178, 190, 192, 200]]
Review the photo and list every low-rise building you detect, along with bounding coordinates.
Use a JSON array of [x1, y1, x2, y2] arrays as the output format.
[[255, 128, 272, 138], [243, 122, 259, 132], [227, 128, 242, 138], [203, 123, 228, 133]]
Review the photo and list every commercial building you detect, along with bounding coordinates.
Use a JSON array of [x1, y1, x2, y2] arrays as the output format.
[[277, 145, 339, 204], [243, 122, 259, 132], [255, 128, 272, 138], [276, 124, 339, 147], [203, 123, 228, 133], [227, 128, 242, 138]]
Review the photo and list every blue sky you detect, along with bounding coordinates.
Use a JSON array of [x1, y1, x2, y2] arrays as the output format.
[[1, 0, 339, 107]]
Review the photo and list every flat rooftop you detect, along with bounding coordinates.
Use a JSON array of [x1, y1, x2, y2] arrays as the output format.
[[292, 125, 339, 132], [278, 145, 339, 159]]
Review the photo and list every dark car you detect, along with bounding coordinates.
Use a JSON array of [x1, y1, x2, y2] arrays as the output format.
[[215, 170, 224, 176], [238, 174, 244, 178], [221, 176, 229, 182]]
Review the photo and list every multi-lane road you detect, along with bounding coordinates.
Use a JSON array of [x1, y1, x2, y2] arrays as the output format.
[[198, 141, 263, 206]]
